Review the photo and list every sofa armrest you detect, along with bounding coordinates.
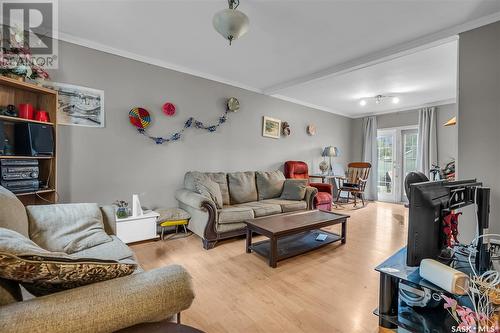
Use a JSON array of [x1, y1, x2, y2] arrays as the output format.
[[304, 186, 318, 210], [0, 265, 194, 333], [175, 189, 216, 211], [100, 205, 117, 235], [175, 189, 218, 249], [309, 182, 332, 193]]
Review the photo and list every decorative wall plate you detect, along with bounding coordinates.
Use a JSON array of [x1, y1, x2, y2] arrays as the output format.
[[227, 97, 240, 112], [307, 124, 316, 136], [129, 107, 151, 129], [162, 102, 176, 116]]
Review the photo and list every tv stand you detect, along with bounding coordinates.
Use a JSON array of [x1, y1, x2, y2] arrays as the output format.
[[374, 247, 469, 331]]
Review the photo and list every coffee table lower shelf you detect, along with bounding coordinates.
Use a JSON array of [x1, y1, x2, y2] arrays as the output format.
[[248, 229, 342, 267]]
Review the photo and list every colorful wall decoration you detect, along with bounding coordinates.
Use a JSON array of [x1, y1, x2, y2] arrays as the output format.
[[129, 98, 239, 145]]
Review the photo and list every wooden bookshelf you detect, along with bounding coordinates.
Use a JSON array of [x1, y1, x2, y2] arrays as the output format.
[[0, 76, 58, 205], [0, 114, 55, 126]]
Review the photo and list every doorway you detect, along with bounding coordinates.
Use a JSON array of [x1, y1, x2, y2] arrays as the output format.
[[377, 126, 418, 203]]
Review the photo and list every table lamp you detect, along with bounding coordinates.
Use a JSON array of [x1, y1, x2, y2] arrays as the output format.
[[322, 146, 339, 175]]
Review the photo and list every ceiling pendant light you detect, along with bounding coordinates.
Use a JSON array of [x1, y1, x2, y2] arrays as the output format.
[[213, 0, 249, 45]]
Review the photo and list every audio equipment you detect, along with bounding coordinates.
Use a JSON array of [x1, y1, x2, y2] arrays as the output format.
[[0, 159, 40, 192], [0, 179, 40, 193], [0, 120, 5, 155], [419, 259, 469, 295], [1, 166, 39, 180], [14, 123, 54, 156]]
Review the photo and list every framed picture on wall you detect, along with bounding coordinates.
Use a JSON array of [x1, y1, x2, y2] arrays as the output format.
[[262, 116, 281, 139], [42, 82, 105, 128]]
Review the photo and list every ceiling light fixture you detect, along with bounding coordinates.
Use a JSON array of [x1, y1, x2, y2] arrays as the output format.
[[359, 94, 400, 106], [213, 0, 249, 45]]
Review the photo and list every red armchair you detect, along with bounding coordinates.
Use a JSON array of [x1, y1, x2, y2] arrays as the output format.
[[284, 161, 333, 211]]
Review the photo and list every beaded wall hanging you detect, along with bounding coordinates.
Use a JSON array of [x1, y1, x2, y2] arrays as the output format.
[[129, 97, 239, 145]]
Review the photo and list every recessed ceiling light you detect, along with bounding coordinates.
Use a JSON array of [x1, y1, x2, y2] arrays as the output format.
[[359, 100, 367, 106], [392, 97, 400, 104]]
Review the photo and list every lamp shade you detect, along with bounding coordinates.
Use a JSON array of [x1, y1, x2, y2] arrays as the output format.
[[322, 146, 339, 157], [213, 8, 249, 44]]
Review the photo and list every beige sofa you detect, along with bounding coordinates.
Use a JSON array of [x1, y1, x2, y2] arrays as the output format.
[[0, 186, 195, 333], [175, 171, 318, 249]]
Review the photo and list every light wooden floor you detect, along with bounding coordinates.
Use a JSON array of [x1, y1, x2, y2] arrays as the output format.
[[131, 201, 408, 333]]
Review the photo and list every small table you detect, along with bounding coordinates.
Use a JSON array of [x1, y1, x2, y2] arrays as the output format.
[[116, 211, 160, 244], [245, 210, 349, 268]]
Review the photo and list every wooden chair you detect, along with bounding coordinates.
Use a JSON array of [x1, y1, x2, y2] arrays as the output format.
[[336, 162, 372, 207]]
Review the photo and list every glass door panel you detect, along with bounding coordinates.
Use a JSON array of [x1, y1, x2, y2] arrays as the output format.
[[401, 129, 418, 202], [377, 130, 396, 202]]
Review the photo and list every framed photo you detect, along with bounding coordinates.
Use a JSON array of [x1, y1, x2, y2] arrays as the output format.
[[42, 82, 105, 127], [262, 116, 281, 139]]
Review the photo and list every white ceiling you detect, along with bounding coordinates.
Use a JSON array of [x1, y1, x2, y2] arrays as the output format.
[[274, 39, 458, 117], [57, 0, 500, 117]]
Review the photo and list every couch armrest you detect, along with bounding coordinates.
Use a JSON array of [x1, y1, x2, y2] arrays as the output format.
[[100, 205, 117, 235], [304, 186, 318, 210], [309, 182, 332, 193], [175, 189, 218, 249], [0, 265, 194, 333]]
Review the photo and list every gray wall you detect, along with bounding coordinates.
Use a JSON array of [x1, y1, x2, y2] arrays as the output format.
[[458, 21, 500, 240], [351, 104, 458, 167], [50, 41, 355, 208]]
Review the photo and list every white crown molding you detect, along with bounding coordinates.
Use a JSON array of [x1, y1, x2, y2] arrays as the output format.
[[57, 31, 264, 94], [270, 94, 350, 118], [351, 98, 457, 119], [264, 11, 500, 94]]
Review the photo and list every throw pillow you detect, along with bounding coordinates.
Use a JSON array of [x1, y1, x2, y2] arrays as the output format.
[[27, 203, 112, 254], [195, 179, 223, 208], [0, 228, 136, 296], [256, 171, 285, 200], [280, 179, 308, 201]]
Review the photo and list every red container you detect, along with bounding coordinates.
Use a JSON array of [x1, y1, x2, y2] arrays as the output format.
[[18, 104, 34, 120], [35, 110, 49, 122]]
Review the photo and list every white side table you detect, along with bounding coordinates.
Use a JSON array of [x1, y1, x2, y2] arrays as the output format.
[[116, 211, 160, 244]]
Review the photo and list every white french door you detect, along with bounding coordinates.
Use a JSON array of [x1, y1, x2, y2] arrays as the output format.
[[377, 127, 418, 203]]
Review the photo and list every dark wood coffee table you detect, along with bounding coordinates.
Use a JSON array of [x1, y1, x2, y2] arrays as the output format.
[[245, 210, 349, 268]]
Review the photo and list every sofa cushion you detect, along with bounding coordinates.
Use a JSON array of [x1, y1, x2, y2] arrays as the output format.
[[0, 186, 29, 237], [0, 228, 136, 296], [218, 206, 254, 224], [236, 202, 282, 217], [71, 236, 135, 262], [280, 179, 308, 201], [27, 203, 112, 254], [256, 171, 286, 200], [195, 179, 223, 208], [262, 199, 307, 213], [228, 171, 258, 204], [184, 171, 230, 206]]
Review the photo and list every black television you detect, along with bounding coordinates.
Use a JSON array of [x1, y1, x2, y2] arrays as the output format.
[[406, 180, 450, 267], [406, 178, 489, 269]]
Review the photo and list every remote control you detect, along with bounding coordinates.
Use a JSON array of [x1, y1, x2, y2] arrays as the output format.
[[316, 233, 328, 241]]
